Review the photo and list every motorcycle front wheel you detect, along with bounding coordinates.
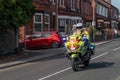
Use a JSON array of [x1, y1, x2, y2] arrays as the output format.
[[71, 58, 79, 71]]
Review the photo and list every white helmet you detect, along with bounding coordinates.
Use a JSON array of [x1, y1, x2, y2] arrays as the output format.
[[76, 23, 83, 29]]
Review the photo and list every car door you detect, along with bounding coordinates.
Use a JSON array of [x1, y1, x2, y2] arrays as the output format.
[[26, 34, 42, 48], [41, 32, 52, 46]]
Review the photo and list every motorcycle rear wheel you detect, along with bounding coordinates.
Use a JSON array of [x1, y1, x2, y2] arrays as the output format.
[[83, 54, 91, 66], [83, 60, 90, 66]]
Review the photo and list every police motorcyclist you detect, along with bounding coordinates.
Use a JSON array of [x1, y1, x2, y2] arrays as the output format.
[[73, 23, 95, 56], [73, 23, 90, 41]]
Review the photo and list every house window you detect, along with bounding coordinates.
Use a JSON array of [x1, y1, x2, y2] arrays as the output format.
[[34, 13, 42, 32], [72, 20, 77, 25], [85, 2, 89, 15], [45, 14, 50, 31], [101, 6, 103, 16], [96, 4, 99, 14], [60, 0, 65, 7], [77, 0, 80, 11], [71, 0, 75, 10], [99, 5, 101, 15], [106, 9, 108, 17], [103, 7, 105, 16], [59, 19, 66, 32]]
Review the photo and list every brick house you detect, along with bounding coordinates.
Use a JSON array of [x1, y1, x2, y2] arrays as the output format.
[[58, 0, 83, 34], [24, 0, 83, 35], [19, 0, 119, 41], [111, 5, 119, 29], [118, 18, 120, 36], [95, 0, 111, 29], [110, 5, 119, 37], [26, 0, 57, 34], [25, 0, 113, 34], [81, 0, 93, 25]]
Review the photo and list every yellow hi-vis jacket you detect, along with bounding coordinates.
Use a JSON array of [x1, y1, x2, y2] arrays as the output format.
[[81, 30, 90, 40], [73, 29, 90, 41], [66, 29, 90, 41]]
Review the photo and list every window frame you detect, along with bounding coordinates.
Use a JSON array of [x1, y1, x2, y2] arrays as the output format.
[[45, 14, 50, 31], [77, 0, 80, 11], [59, 19, 66, 32], [33, 13, 43, 32], [60, 0, 65, 7], [71, 0, 75, 10]]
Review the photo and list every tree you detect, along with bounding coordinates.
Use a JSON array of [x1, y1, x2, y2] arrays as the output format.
[[0, 0, 35, 30], [0, 0, 35, 52]]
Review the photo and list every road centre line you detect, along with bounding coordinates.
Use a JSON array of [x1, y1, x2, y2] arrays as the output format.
[[113, 47, 120, 51], [38, 67, 71, 80], [38, 52, 109, 80]]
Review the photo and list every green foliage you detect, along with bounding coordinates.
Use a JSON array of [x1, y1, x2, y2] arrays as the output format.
[[83, 24, 89, 28], [0, 0, 35, 30], [88, 25, 95, 32]]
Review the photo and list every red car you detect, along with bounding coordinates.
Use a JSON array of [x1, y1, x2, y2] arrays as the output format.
[[20, 31, 62, 49]]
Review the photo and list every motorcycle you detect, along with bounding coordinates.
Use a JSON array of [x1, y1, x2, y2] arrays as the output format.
[[65, 34, 95, 71]]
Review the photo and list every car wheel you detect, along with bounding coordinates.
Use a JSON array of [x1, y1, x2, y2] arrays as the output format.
[[50, 41, 59, 48]]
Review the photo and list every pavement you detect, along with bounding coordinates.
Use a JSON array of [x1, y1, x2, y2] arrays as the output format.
[[0, 40, 113, 69]]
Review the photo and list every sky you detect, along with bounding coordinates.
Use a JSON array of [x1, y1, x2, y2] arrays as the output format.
[[112, 0, 120, 11]]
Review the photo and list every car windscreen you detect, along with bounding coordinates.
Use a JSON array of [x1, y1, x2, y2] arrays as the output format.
[[42, 33, 52, 37], [56, 32, 62, 37]]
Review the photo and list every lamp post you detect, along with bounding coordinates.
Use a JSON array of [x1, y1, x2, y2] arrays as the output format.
[[92, 0, 96, 42], [92, 0, 96, 24], [56, 0, 58, 31]]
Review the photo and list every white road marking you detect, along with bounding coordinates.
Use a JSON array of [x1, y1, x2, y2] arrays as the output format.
[[95, 41, 110, 46], [38, 52, 109, 80], [113, 47, 120, 51], [91, 52, 108, 60], [38, 67, 71, 80]]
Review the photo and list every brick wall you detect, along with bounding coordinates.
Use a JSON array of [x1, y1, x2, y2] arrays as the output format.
[[81, 0, 93, 24]]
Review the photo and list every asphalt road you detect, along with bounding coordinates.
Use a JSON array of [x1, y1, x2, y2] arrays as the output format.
[[0, 39, 120, 80]]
